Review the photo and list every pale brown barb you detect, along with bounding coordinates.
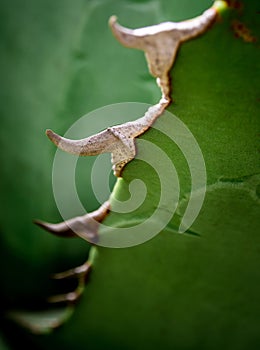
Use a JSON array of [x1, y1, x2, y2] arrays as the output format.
[[49, 261, 92, 303], [109, 1, 225, 99], [46, 99, 169, 177], [35, 201, 110, 244]]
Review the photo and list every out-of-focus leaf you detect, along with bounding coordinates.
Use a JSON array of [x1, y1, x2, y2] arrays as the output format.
[[6, 307, 74, 335]]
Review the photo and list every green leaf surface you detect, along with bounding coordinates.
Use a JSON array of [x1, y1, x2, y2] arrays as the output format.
[[1, 0, 259, 349]]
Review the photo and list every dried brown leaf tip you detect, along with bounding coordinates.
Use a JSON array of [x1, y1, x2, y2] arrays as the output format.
[[109, 1, 226, 100]]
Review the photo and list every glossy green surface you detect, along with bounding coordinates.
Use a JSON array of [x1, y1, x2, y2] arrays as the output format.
[[0, 0, 259, 349]]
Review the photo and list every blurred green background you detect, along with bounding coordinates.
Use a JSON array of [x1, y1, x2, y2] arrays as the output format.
[[0, 0, 259, 349]]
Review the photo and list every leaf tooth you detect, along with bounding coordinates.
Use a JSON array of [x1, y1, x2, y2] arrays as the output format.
[[109, 15, 145, 49], [46, 129, 117, 156], [109, 2, 226, 99], [48, 261, 91, 304], [34, 201, 110, 243], [51, 262, 91, 280], [34, 219, 76, 237]]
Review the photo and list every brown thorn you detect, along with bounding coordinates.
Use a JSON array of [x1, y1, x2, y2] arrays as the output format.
[[34, 201, 110, 243], [51, 262, 91, 280]]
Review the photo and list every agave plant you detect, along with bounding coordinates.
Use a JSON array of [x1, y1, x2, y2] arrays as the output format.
[[0, 0, 259, 349]]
